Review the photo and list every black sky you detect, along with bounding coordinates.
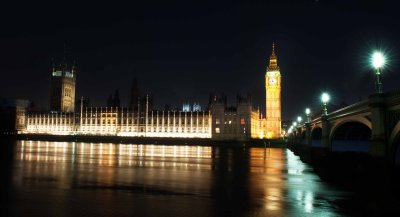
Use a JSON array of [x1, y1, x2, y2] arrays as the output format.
[[1, 0, 400, 120]]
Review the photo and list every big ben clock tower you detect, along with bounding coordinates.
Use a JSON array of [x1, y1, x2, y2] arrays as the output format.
[[265, 43, 282, 138]]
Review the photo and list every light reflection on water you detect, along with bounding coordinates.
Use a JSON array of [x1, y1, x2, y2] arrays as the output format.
[[11, 140, 347, 217]]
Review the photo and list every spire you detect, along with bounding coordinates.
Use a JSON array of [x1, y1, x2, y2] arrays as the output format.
[[267, 42, 279, 71], [72, 60, 76, 75], [272, 42, 276, 56], [51, 57, 55, 73]]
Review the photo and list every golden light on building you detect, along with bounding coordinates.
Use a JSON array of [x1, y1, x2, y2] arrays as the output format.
[[265, 43, 282, 138], [250, 109, 267, 139], [17, 44, 285, 141], [23, 108, 212, 138]]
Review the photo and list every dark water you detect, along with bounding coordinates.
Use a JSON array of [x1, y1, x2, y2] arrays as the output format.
[[2, 140, 350, 217]]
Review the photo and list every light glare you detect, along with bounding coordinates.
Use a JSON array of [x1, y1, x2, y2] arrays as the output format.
[[372, 51, 385, 69], [305, 108, 310, 115], [321, 92, 330, 104]]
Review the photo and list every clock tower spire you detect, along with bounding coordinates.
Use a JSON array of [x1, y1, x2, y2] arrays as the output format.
[[265, 43, 282, 138], [268, 42, 279, 71]]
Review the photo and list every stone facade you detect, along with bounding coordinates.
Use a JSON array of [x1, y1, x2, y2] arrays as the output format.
[[24, 107, 212, 138], [210, 94, 266, 141], [0, 99, 30, 134], [49, 61, 76, 112]]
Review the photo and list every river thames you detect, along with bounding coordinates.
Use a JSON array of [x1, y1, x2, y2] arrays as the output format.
[[1, 140, 350, 217]]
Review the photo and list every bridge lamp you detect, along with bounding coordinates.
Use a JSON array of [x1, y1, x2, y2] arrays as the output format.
[[297, 116, 302, 124], [321, 92, 330, 115], [305, 108, 311, 122], [371, 51, 385, 93], [293, 121, 297, 127]]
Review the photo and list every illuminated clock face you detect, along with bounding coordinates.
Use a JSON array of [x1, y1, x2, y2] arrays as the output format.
[[269, 78, 277, 85]]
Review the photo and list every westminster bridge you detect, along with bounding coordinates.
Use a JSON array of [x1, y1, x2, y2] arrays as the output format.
[[288, 90, 400, 166]]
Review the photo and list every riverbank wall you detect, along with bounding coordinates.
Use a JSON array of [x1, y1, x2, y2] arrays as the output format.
[[1, 134, 286, 148]]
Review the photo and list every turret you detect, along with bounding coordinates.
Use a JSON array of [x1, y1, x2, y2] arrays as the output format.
[[49, 57, 77, 112]]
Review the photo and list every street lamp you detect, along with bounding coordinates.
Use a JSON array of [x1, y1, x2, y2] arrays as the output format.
[[297, 116, 302, 124], [305, 108, 311, 123], [371, 51, 385, 93], [321, 92, 330, 115]]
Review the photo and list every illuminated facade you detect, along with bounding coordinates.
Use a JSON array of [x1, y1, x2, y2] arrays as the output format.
[[210, 94, 266, 141], [265, 43, 282, 138], [49, 60, 76, 112], [24, 107, 212, 138], [17, 44, 286, 140]]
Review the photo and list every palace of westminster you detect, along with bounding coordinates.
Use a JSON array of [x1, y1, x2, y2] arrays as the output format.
[[13, 44, 282, 141]]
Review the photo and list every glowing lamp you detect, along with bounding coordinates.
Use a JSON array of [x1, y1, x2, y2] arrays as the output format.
[[321, 92, 330, 115], [372, 51, 385, 70], [321, 92, 330, 104], [305, 108, 311, 123], [371, 51, 385, 94], [305, 108, 310, 115], [297, 116, 302, 123]]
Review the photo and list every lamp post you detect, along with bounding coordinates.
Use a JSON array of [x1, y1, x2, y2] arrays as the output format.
[[305, 108, 311, 123], [304, 107, 312, 146], [321, 92, 330, 116], [297, 116, 302, 124], [371, 51, 385, 94]]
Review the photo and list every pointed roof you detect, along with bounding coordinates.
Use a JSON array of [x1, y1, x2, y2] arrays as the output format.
[[267, 42, 280, 72]]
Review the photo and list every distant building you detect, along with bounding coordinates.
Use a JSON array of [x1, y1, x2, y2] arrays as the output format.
[[16, 44, 284, 140], [193, 103, 201, 112], [49, 60, 76, 112], [182, 103, 190, 112], [182, 102, 201, 112], [0, 98, 30, 134], [24, 106, 212, 138], [209, 94, 266, 141], [281, 120, 292, 136]]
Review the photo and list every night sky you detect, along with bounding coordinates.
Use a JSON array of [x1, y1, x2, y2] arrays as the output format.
[[1, 0, 400, 120]]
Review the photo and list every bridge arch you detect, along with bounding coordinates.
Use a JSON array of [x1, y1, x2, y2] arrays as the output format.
[[301, 130, 307, 145], [330, 120, 371, 152], [389, 121, 400, 149], [389, 121, 400, 167], [329, 117, 372, 138], [311, 127, 322, 147]]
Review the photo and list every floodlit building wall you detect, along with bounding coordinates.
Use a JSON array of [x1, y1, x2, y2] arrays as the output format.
[[24, 108, 212, 138]]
